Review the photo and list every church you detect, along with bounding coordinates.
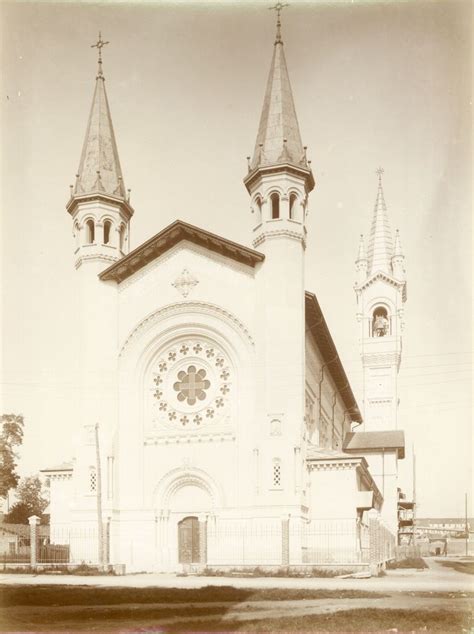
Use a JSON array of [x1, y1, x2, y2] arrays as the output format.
[[43, 12, 407, 573]]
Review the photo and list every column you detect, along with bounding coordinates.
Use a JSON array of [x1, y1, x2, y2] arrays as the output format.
[[28, 515, 41, 568]]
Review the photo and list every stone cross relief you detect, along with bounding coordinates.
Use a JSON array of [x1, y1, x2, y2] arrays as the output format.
[[172, 269, 199, 298]]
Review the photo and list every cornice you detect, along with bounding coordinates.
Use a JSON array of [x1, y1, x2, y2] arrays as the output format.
[[66, 192, 134, 219], [253, 228, 306, 249], [243, 162, 315, 193]]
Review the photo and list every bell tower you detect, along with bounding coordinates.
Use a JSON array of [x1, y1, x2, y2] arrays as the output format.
[[66, 33, 134, 269], [355, 169, 407, 431], [244, 5, 314, 510]]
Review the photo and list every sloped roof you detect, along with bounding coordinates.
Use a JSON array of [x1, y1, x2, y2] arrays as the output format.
[[343, 430, 405, 459], [367, 172, 393, 275], [305, 292, 363, 423], [99, 220, 265, 283], [40, 462, 74, 473]]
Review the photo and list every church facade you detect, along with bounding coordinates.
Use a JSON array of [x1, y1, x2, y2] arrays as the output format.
[[43, 19, 407, 572]]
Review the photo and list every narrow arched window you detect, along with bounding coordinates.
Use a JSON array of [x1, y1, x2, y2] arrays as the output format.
[[372, 306, 389, 337], [255, 196, 262, 223], [74, 223, 80, 249], [270, 193, 280, 219], [272, 458, 282, 488], [289, 193, 298, 219], [119, 225, 126, 252], [86, 219, 95, 244], [103, 220, 111, 245]]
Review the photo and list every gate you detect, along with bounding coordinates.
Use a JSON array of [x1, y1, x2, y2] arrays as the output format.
[[178, 516, 200, 564]]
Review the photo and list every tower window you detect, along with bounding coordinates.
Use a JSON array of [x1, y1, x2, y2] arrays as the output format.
[[255, 196, 262, 223], [103, 220, 112, 245], [372, 307, 389, 337], [119, 225, 126, 252], [272, 458, 282, 488], [86, 219, 95, 244], [89, 467, 97, 493], [270, 193, 280, 219], [289, 193, 298, 219]]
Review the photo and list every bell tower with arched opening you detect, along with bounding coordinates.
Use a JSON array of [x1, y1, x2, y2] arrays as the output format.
[[354, 169, 407, 431]]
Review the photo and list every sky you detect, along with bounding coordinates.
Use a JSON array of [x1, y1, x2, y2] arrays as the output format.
[[1, 0, 472, 518]]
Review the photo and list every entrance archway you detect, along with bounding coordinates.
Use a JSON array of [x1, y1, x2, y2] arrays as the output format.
[[178, 516, 200, 563]]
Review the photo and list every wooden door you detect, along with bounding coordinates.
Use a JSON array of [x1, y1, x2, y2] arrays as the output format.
[[178, 516, 200, 563]]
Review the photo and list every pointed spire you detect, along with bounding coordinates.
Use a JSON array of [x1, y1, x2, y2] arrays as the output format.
[[249, 5, 307, 172], [393, 229, 403, 256], [73, 33, 127, 201], [356, 234, 367, 262], [367, 168, 393, 275]]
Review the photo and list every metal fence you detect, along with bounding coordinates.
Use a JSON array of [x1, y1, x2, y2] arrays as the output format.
[[207, 518, 371, 566], [0, 523, 99, 566]]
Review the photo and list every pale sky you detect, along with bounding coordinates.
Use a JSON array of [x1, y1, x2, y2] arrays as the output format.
[[1, 1, 472, 517]]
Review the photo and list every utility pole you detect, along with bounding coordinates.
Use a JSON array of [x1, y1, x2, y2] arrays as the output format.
[[465, 492, 468, 557], [95, 423, 104, 568], [412, 446, 416, 546]]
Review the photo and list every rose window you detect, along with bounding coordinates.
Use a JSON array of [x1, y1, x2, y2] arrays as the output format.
[[150, 340, 232, 430], [173, 366, 210, 405]]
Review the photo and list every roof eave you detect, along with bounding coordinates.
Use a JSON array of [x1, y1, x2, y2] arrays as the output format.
[[244, 163, 315, 193], [66, 192, 134, 218], [99, 220, 265, 284], [305, 291, 363, 423]]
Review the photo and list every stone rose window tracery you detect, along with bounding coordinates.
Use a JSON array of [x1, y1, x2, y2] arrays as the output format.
[[173, 366, 210, 405], [150, 339, 232, 431]]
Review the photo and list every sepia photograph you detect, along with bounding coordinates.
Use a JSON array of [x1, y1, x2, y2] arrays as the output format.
[[0, 0, 472, 631]]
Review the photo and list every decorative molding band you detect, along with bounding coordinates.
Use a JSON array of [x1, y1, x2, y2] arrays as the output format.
[[253, 229, 306, 249], [75, 253, 119, 270], [362, 353, 401, 366], [307, 461, 358, 472], [119, 301, 254, 357], [48, 473, 73, 481], [144, 431, 235, 445]]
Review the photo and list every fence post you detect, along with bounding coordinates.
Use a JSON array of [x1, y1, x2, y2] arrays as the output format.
[[28, 515, 41, 569], [281, 515, 290, 567], [368, 509, 379, 576], [199, 514, 208, 567]]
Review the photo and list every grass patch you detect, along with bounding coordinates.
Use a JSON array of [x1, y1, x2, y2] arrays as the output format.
[[201, 565, 355, 578], [386, 557, 427, 569], [168, 608, 473, 632], [0, 584, 387, 607], [437, 559, 474, 575]]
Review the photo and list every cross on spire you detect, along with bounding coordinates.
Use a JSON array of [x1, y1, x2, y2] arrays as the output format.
[[91, 32, 109, 77], [269, 2, 289, 44]]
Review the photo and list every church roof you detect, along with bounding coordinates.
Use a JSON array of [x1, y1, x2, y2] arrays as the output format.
[[305, 292, 363, 423], [71, 45, 128, 203], [367, 170, 393, 275], [99, 220, 265, 283], [343, 430, 405, 459], [245, 11, 313, 192], [40, 461, 74, 473]]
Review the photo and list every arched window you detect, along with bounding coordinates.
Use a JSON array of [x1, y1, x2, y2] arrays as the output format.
[[372, 306, 389, 337], [272, 458, 282, 488], [255, 196, 262, 223], [103, 220, 112, 245], [74, 223, 80, 249], [89, 467, 97, 493], [86, 219, 95, 244], [270, 193, 280, 220], [119, 225, 126, 252], [289, 193, 298, 219]]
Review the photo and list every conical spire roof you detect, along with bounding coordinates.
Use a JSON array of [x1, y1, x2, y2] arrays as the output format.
[[73, 40, 126, 201], [249, 21, 307, 171], [367, 169, 393, 275]]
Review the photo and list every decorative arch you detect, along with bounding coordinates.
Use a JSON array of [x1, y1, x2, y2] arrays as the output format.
[[153, 466, 224, 511]]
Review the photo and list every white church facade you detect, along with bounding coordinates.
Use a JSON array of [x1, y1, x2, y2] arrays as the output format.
[[43, 18, 407, 572]]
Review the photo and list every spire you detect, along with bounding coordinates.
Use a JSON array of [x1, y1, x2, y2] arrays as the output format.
[[393, 229, 403, 256], [367, 168, 393, 275], [249, 4, 308, 172], [356, 234, 367, 262], [72, 33, 127, 201]]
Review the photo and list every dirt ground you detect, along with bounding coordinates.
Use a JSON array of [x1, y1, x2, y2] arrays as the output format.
[[0, 558, 472, 632]]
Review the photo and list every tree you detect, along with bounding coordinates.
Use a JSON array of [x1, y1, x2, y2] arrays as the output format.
[[0, 414, 24, 498], [4, 475, 49, 524]]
